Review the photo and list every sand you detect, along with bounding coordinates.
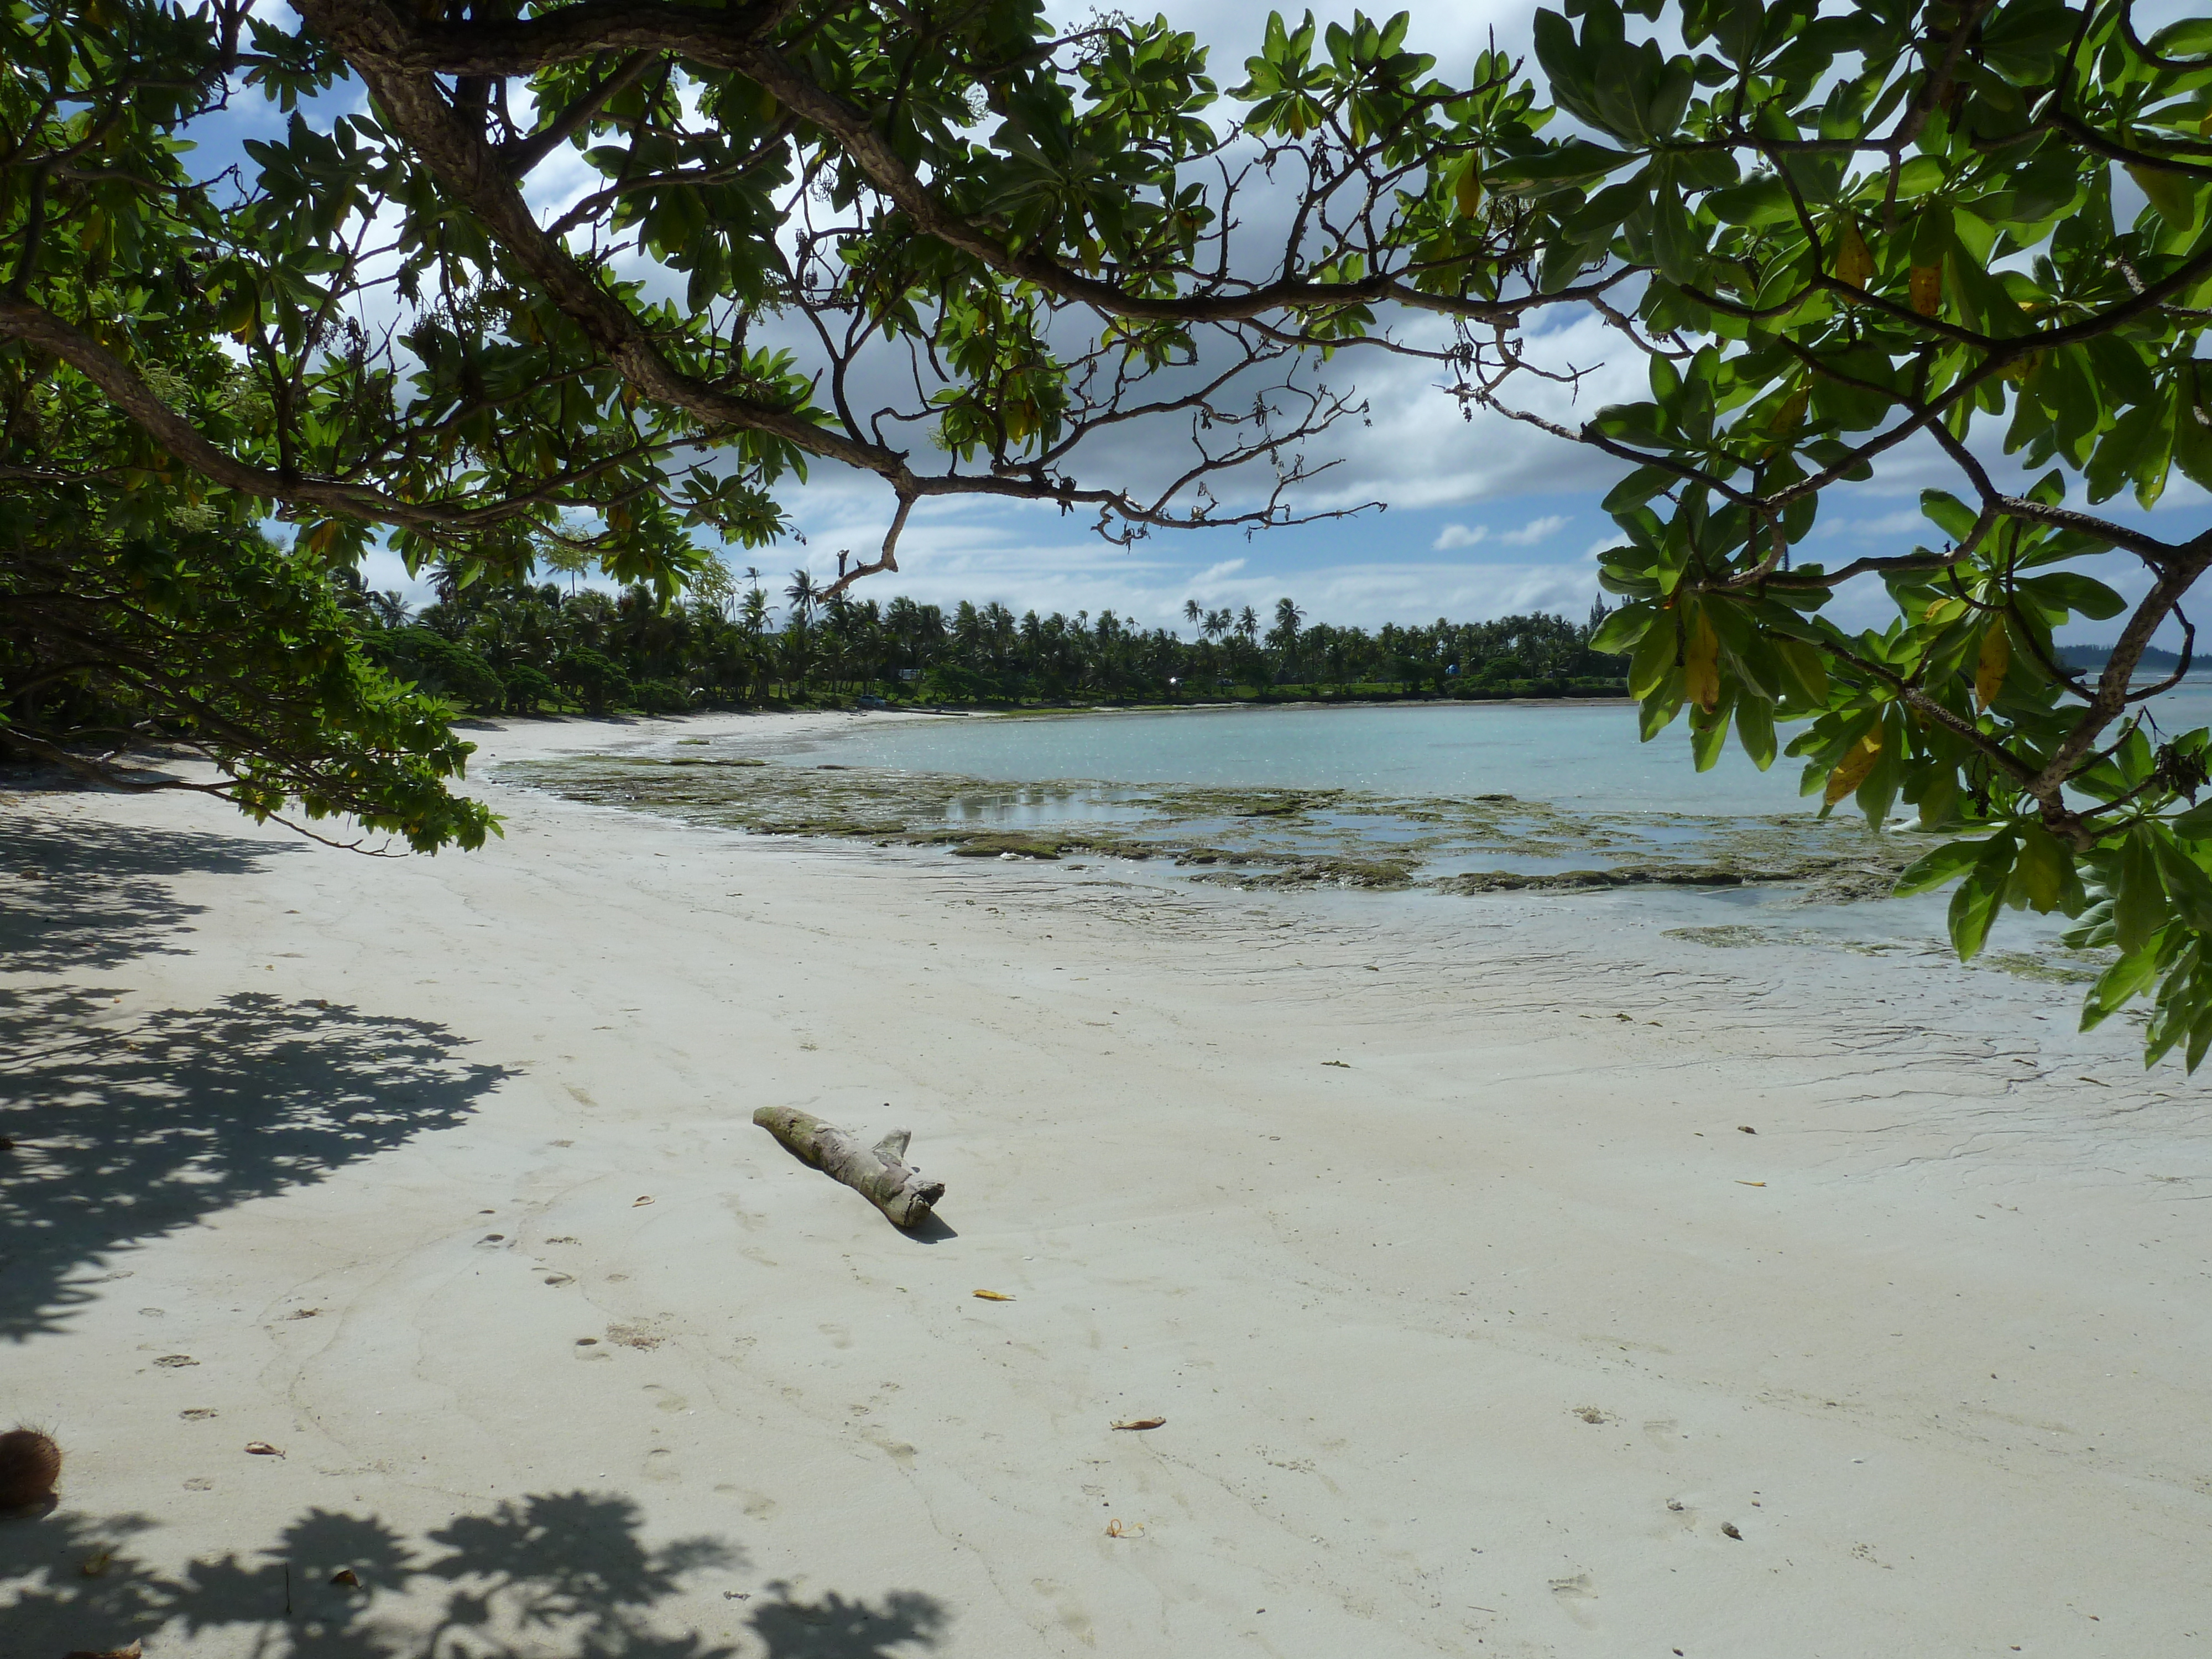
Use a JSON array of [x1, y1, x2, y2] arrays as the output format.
[[3, 708, 2209, 1658]]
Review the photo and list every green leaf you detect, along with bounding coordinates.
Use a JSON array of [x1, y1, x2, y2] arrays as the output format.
[[1979, 0, 2080, 84], [1895, 836, 1988, 896], [1708, 175, 1796, 226], [1919, 489, 1980, 544], [1602, 465, 1677, 512], [1734, 688, 1777, 769], [1486, 142, 1632, 196], [2171, 797, 2212, 841], [2115, 825, 2168, 956], [1772, 637, 1829, 706], [2126, 164, 2200, 231], [1628, 616, 1677, 698], [2174, 367, 2212, 492], [2016, 572, 2126, 621], [1690, 701, 1732, 770], [2008, 821, 2079, 915], [2080, 940, 2162, 1031], [1589, 601, 1655, 655], [1853, 705, 1906, 828], [1650, 186, 1707, 285], [2152, 834, 2212, 933], [1947, 833, 2017, 961]]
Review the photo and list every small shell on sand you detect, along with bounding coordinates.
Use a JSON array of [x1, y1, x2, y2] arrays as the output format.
[[0, 1427, 61, 1510]]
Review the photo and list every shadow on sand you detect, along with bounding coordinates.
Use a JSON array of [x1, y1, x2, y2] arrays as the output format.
[[0, 809, 284, 978], [0, 1488, 950, 1656], [0, 811, 511, 1340]]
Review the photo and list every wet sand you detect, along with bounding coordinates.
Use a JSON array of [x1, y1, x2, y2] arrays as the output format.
[[4, 709, 2209, 1657]]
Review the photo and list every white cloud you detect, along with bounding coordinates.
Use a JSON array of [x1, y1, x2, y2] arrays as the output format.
[[1432, 524, 1488, 550], [1499, 513, 1569, 547]]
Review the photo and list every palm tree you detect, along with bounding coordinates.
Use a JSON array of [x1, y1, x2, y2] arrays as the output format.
[[738, 585, 771, 638], [1182, 598, 1202, 632], [784, 567, 820, 624], [426, 560, 469, 607], [1237, 606, 1259, 643]]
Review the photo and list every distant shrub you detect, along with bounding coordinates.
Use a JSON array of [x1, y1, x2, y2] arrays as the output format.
[[915, 664, 1006, 703], [632, 678, 692, 714], [503, 662, 557, 714], [374, 627, 505, 710], [554, 648, 633, 716]]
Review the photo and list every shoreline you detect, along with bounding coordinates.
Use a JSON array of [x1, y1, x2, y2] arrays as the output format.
[[4, 721, 2209, 1656]]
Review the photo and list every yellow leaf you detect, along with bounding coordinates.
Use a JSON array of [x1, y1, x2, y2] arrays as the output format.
[[1770, 385, 1809, 435], [1682, 609, 1721, 713], [1909, 264, 1942, 317], [1974, 624, 2010, 711], [1824, 731, 1882, 804], [972, 1288, 1013, 1301], [2126, 163, 2197, 228], [1923, 596, 1966, 624], [1834, 218, 1874, 296], [1454, 158, 1484, 218]]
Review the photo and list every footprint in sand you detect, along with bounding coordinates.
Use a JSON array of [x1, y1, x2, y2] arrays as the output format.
[[643, 1447, 680, 1483], [1549, 1571, 1599, 1629]]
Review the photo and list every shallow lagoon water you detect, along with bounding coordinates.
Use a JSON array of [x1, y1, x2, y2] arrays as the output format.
[[510, 696, 1931, 908], [503, 695, 2137, 982], [782, 700, 1810, 815]]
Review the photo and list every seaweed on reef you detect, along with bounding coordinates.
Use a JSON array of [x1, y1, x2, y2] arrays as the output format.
[[495, 752, 1919, 902]]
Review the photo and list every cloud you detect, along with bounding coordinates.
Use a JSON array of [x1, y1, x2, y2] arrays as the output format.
[[1499, 513, 1569, 547], [1432, 524, 1488, 550]]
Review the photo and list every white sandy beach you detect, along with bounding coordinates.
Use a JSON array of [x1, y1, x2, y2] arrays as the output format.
[[4, 708, 2210, 1658]]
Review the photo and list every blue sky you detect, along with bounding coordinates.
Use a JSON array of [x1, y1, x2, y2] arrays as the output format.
[[195, 2, 2212, 643]]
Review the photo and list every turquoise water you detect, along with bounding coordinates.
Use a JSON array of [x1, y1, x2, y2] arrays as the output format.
[[791, 702, 1808, 813], [788, 681, 2212, 812]]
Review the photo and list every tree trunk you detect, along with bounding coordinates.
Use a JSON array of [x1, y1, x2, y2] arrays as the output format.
[[752, 1107, 946, 1229]]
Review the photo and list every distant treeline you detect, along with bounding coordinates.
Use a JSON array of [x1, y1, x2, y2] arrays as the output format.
[[338, 571, 1631, 716], [2056, 644, 2203, 673]]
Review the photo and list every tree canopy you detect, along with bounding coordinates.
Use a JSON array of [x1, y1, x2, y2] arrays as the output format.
[[8, 0, 2212, 1057]]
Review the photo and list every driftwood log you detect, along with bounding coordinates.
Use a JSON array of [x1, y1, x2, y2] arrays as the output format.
[[753, 1107, 946, 1229]]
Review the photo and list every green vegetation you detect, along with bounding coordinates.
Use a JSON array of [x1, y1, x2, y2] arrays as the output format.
[[353, 576, 1626, 714], [6, 0, 2212, 1057], [0, 317, 494, 850]]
